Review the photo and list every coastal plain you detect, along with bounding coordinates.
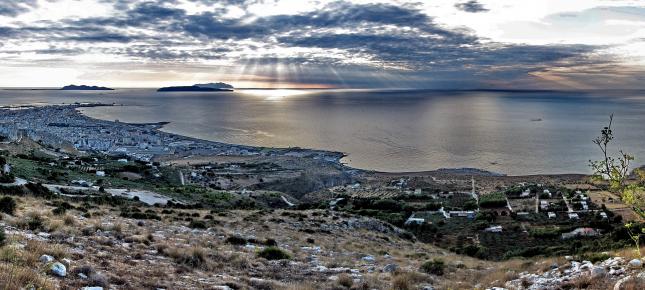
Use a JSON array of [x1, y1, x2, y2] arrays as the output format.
[[0, 103, 643, 290]]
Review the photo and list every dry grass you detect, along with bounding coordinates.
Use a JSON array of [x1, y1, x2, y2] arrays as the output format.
[[610, 247, 643, 260], [63, 214, 76, 226], [284, 282, 317, 290], [390, 271, 431, 290], [560, 275, 616, 290], [25, 240, 69, 261], [163, 246, 210, 269], [0, 263, 54, 290], [337, 273, 353, 288]]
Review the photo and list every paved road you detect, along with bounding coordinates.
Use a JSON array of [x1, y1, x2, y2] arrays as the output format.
[[0, 178, 174, 205], [43, 184, 174, 205]]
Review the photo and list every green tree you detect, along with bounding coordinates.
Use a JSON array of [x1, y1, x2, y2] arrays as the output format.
[[590, 114, 644, 257], [589, 114, 633, 192]]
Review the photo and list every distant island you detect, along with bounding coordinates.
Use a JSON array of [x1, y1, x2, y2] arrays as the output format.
[[60, 84, 114, 91], [194, 82, 234, 89], [157, 82, 234, 92]]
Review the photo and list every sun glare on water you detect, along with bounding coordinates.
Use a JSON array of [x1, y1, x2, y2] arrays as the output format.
[[242, 89, 312, 101]]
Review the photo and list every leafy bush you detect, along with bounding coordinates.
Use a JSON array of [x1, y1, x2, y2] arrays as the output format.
[[420, 259, 444, 275], [375, 212, 406, 226], [529, 227, 560, 238], [26, 213, 44, 231], [225, 235, 247, 245], [257, 246, 291, 260], [52, 207, 67, 215], [581, 252, 611, 263], [0, 173, 15, 183], [423, 202, 442, 211], [372, 199, 403, 211], [0, 196, 16, 215], [119, 206, 161, 220], [479, 192, 507, 208], [0, 226, 5, 246], [188, 220, 207, 229], [25, 182, 55, 198]]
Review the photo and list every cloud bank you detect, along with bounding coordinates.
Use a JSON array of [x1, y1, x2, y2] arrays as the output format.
[[0, 0, 643, 88]]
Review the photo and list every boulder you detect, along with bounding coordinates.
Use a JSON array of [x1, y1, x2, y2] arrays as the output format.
[[613, 275, 632, 290], [81, 288, 103, 290], [361, 255, 375, 263], [609, 268, 625, 276], [39, 254, 54, 263], [37, 232, 51, 239], [628, 259, 642, 269], [383, 263, 398, 273], [590, 266, 606, 278], [61, 258, 72, 267], [50, 262, 67, 277]]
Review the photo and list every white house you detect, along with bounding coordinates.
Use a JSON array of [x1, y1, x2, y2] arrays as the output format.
[[404, 214, 425, 226], [484, 225, 503, 233], [548, 212, 557, 219], [543, 189, 552, 198]]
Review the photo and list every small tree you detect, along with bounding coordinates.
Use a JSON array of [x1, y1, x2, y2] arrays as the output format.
[[590, 114, 644, 257], [589, 114, 633, 192]]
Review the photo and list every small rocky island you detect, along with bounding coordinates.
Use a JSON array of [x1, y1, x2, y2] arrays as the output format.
[[157, 82, 234, 92], [60, 84, 114, 90]]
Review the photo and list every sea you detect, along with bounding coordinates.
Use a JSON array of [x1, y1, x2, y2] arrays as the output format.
[[1, 88, 645, 175]]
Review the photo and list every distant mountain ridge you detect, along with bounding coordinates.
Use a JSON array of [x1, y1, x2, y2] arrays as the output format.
[[61, 85, 114, 91]]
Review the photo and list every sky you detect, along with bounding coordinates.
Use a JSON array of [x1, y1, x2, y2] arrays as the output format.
[[1, 0, 645, 89]]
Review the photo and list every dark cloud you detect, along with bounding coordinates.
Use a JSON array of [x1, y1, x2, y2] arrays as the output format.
[[0, 0, 38, 16], [0, 26, 17, 37], [0, 0, 612, 88], [455, 1, 489, 13]]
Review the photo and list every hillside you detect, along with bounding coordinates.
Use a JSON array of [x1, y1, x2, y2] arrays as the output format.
[[0, 134, 643, 289], [1, 191, 644, 289]]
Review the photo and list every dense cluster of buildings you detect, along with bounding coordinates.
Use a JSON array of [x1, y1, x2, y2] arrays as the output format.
[[0, 105, 343, 163]]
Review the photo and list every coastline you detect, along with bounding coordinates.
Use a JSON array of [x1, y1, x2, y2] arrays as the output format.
[[75, 104, 507, 176], [1, 102, 596, 178], [73, 103, 591, 178], [0, 102, 348, 168]]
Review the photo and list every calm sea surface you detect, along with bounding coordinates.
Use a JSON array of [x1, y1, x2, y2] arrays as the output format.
[[1, 88, 645, 175]]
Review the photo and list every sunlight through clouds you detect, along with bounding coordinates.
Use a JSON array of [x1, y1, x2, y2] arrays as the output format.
[[0, 0, 644, 88]]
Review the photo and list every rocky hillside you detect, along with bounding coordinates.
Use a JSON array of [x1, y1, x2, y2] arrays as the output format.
[[0, 194, 643, 290]]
